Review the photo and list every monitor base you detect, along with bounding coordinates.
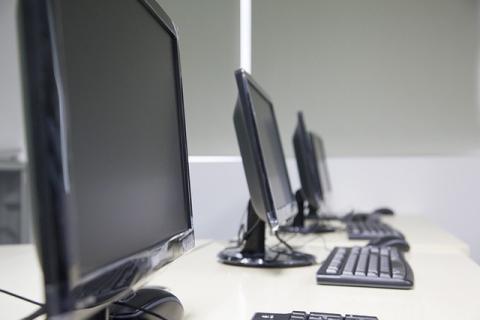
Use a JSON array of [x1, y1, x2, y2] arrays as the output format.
[[218, 201, 316, 268], [218, 246, 316, 268], [305, 213, 341, 221], [279, 223, 336, 234]]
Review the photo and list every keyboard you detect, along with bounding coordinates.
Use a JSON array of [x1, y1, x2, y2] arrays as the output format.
[[316, 246, 414, 289], [346, 220, 403, 240], [252, 311, 378, 320]]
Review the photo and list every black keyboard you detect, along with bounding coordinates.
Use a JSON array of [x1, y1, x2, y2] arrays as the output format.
[[317, 246, 414, 289], [252, 311, 378, 320], [346, 221, 403, 240]]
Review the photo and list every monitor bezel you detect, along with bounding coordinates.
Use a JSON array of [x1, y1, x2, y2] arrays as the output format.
[[311, 133, 332, 196], [293, 112, 323, 209], [234, 69, 296, 229], [19, 0, 194, 318]]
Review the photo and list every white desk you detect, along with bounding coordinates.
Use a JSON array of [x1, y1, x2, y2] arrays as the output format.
[[1, 240, 480, 320], [151, 241, 480, 320], [278, 215, 470, 255], [0, 245, 44, 319]]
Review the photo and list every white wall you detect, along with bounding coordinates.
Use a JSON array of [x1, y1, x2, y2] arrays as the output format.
[[253, 0, 480, 157], [156, 0, 241, 156], [189, 156, 480, 264], [3, 0, 480, 158], [0, 0, 25, 159]]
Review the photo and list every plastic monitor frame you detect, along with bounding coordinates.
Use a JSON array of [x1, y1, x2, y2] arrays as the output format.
[[311, 133, 332, 201], [19, 0, 194, 318], [233, 69, 296, 230], [218, 69, 315, 268], [294, 112, 323, 209], [280, 112, 335, 234]]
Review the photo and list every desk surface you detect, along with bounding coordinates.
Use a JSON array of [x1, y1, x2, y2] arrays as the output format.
[[0, 245, 44, 319], [1, 240, 479, 320], [152, 241, 480, 320], [277, 215, 470, 255]]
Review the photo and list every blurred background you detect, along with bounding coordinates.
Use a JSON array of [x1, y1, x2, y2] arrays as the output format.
[[1, 0, 480, 262]]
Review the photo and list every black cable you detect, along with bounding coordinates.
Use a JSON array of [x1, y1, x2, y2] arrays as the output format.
[[224, 215, 261, 250], [225, 207, 249, 249], [242, 219, 261, 241], [0, 289, 44, 307], [270, 231, 320, 263], [22, 306, 46, 320], [270, 233, 296, 249], [274, 231, 295, 253], [112, 301, 168, 320], [0, 288, 172, 320], [0, 288, 46, 320], [223, 224, 246, 250]]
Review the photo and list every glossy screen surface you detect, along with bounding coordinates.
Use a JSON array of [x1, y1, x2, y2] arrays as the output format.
[[56, 0, 190, 275], [249, 84, 293, 211]]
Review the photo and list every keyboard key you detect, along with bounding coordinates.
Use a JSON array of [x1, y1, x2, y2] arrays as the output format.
[[389, 248, 406, 279], [343, 247, 360, 275], [354, 248, 369, 276], [367, 250, 379, 277], [326, 267, 338, 274], [380, 253, 391, 278], [380, 247, 389, 256], [290, 311, 308, 320], [326, 248, 347, 274], [252, 313, 290, 320], [309, 312, 343, 320]]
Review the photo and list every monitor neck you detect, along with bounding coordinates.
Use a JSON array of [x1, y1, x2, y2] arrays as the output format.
[[292, 189, 319, 227], [242, 201, 266, 255], [306, 203, 319, 220], [292, 190, 306, 227]]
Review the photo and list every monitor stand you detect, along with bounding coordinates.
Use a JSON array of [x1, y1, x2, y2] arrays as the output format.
[[279, 190, 336, 234], [91, 287, 183, 320], [218, 201, 316, 268]]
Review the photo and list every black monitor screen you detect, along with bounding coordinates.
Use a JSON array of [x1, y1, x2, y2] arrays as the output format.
[[248, 84, 293, 214], [57, 0, 190, 275]]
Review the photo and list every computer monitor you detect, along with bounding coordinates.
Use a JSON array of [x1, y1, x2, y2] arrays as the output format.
[[292, 115, 393, 222], [218, 69, 315, 268], [279, 112, 335, 234], [311, 133, 332, 199], [308, 132, 394, 221], [19, 0, 194, 318], [293, 112, 323, 210]]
